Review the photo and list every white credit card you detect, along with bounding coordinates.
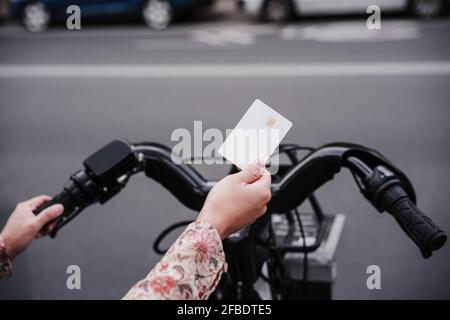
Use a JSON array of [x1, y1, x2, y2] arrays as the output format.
[[218, 99, 293, 169]]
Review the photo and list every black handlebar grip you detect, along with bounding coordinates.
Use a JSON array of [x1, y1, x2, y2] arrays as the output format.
[[390, 198, 447, 258], [33, 191, 74, 236], [33, 197, 58, 216], [33, 192, 69, 215]]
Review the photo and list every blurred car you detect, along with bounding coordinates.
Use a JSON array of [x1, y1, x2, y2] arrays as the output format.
[[240, 0, 448, 22], [0, 0, 8, 22], [9, 0, 215, 32]]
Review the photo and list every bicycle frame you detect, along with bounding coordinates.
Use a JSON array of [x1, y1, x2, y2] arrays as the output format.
[[33, 139, 447, 300]]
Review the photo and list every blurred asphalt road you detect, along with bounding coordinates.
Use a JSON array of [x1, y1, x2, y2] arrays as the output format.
[[0, 9, 450, 299]]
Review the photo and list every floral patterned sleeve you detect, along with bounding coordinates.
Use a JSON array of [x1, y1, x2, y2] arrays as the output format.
[[0, 235, 13, 280], [123, 220, 227, 300]]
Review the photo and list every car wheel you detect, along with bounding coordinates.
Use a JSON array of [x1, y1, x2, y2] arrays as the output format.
[[262, 0, 294, 23], [411, 0, 444, 18], [22, 2, 51, 33], [142, 0, 173, 30]]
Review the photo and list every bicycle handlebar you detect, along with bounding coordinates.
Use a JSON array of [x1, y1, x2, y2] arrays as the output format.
[[391, 198, 446, 258], [360, 164, 447, 258], [33, 139, 446, 258]]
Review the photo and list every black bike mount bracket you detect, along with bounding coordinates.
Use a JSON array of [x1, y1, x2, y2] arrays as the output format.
[[83, 139, 139, 204], [45, 139, 140, 237]]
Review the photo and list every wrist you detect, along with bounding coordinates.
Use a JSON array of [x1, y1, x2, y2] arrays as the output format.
[[0, 233, 10, 258], [0, 233, 13, 279], [0, 234, 5, 250], [197, 211, 228, 240], [0, 232, 16, 261]]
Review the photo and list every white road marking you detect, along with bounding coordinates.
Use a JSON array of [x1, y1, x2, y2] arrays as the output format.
[[135, 38, 201, 50], [0, 62, 450, 78], [281, 21, 421, 42], [192, 29, 256, 46], [191, 25, 276, 46]]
